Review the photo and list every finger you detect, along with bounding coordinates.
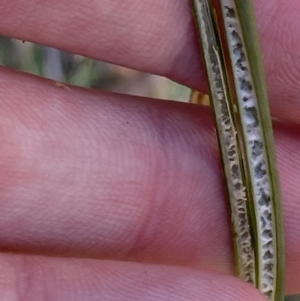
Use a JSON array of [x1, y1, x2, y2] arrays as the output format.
[[0, 253, 267, 301], [0, 0, 299, 124], [0, 67, 299, 293]]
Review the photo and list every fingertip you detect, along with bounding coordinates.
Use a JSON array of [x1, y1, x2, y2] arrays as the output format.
[[0, 253, 268, 301]]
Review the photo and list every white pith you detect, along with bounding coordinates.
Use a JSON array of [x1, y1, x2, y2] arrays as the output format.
[[220, 0, 276, 299]]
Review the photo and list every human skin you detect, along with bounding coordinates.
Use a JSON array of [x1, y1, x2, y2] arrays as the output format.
[[0, 0, 299, 300]]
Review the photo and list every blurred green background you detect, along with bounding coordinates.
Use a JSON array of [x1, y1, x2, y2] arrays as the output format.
[[0, 36, 190, 102], [0, 36, 299, 301]]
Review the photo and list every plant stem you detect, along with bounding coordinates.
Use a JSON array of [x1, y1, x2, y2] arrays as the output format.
[[190, 0, 255, 284], [190, 1, 285, 300]]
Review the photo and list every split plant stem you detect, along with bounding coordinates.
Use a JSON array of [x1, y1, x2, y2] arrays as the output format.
[[190, 1, 285, 300]]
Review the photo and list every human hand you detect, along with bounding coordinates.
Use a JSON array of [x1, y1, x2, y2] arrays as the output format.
[[0, 0, 299, 300]]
